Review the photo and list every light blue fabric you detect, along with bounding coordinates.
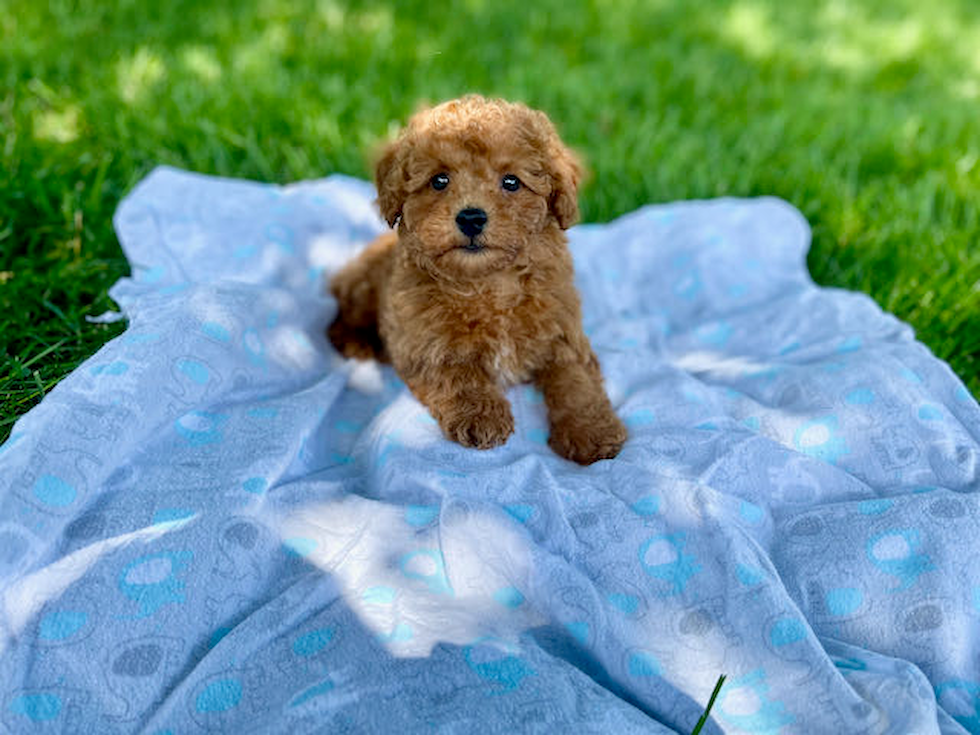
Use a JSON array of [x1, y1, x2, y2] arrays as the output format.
[[2, 166, 979, 734]]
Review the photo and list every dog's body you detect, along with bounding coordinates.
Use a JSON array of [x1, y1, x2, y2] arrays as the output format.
[[328, 96, 626, 464]]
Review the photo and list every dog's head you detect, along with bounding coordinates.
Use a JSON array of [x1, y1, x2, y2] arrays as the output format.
[[374, 95, 582, 280]]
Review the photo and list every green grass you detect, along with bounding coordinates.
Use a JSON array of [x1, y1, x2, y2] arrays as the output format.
[[691, 674, 726, 734], [2, 0, 979, 443]]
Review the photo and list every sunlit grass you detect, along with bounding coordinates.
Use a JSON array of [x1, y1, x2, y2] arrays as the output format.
[[1, 0, 979, 441]]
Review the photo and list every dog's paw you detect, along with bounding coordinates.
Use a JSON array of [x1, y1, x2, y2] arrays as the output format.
[[549, 410, 627, 465], [439, 394, 515, 450], [327, 319, 386, 361]]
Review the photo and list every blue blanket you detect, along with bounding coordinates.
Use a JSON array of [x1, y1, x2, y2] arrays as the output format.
[[2, 167, 979, 734]]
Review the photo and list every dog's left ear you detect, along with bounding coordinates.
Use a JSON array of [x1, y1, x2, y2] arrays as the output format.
[[548, 143, 583, 229]]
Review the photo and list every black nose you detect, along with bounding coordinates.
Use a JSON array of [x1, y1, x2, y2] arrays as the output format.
[[456, 208, 487, 237]]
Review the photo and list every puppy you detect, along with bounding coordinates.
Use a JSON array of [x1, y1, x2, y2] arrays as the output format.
[[328, 95, 626, 465]]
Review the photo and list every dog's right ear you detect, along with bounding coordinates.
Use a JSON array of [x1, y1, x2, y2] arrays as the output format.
[[374, 138, 407, 228]]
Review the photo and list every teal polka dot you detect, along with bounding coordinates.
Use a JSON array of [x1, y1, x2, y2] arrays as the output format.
[[683, 387, 705, 404], [9, 693, 61, 721], [91, 361, 129, 376], [201, 322, 231, 341], [243, 328, 265, 364], [901, 369, 922, 384], [247, 406, 278, 419], [918, 405, 943, 421], [696, 321, 732, 346], [464, 638, 533, 691], [770, 617, 806, 647], [528, 428, 548, 445], [282, 537, 317, 558], [736, 564, 764, 587], [628, 652, 661, 677], [123, 332, 161, 345], [243, 477, 266, 494], [674, 271, 702, 300], [631, 496, 660, 517], [265, 222, 294, 252], [196, 678, 242, 713], [362, 586, 396, 604], [524, 387, 544, 404], [405, 505, 439, 527], [608, 593, 639, 614], [626, 409, 655, 428], [565, 621, 589, 645], [740, 501, 764, 524], [33, 475, 76, 507], [793, 416, 849, 464], [177, 359, 209, 385], [379, 622, 413, 643], [504, 504, 534, 524], [493, 587, 525, 609], [826, 587, 863, 616], [174, 411, 227, 446], [139, 265, 165, 283], [845, 388, 875, 405], [38, 611, 87, 641], [858, 498, 893, 515], [399, 549, 453, 595], [293, 627, 334, 657]]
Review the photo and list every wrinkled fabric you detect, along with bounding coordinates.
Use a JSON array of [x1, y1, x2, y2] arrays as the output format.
[[2, 166, 979, 734]]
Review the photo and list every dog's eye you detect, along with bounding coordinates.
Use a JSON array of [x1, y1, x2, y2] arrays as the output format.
[[431, 173, 450, 191], [501, 174, 521, 192]]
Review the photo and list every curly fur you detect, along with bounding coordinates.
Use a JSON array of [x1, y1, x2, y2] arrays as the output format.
[[328, 95, 626, 464]]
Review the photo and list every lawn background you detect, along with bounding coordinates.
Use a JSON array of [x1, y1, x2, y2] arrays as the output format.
[[1, 0, 979, 444]]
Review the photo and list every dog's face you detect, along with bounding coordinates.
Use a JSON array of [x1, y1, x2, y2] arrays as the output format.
[[374, 96, 582, 281]]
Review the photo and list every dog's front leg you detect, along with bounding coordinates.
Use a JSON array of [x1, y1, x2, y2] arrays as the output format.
[[535, 352, 627, 465], [407, 365, 515, 450]]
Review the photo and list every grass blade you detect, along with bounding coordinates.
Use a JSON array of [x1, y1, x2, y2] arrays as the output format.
[[691, 674, 726, 735]]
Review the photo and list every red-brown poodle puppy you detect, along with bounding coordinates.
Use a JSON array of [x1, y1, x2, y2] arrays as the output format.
[[327, 95, 626, 465]]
